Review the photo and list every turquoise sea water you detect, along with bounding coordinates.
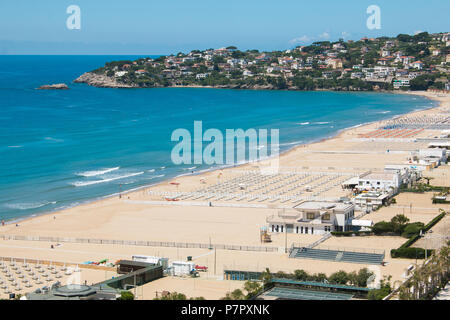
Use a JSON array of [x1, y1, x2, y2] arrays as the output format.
[[0, 55, 436, 222]]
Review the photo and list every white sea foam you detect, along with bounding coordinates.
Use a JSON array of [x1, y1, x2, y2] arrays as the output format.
[[44, 137, 64, 142], [7, 145, 22, 148], [77, 167, 120, 177], [298, 121, 330, 125], [72, 171, 144, 187], [277, 140, 303, 147], [147, 169, 156, 173], [313, 121, 331, 125], [5, 201, 56, 210]]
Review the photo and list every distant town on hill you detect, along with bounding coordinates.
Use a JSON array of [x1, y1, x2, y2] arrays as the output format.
[[75, 32, 450, 92]]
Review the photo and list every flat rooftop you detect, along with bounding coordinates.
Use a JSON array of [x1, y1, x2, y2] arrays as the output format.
[[294, 201, 353, 211], [359, 172, 396, 181]]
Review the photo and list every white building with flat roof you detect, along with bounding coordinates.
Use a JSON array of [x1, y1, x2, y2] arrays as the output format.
[[354, 192, 390, 211], [357, 171, 401, 192], [132, 255, 169, 270], [266, 201, 355, 235], [419, 148, 447, 164], [384, 165, 420, 186], [170, 261, 195, 276]]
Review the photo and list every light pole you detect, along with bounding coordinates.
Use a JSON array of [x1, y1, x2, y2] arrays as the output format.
[[134, 273, 137, 298], [285, 227, 288, 254], [214, 248, 217, 276]]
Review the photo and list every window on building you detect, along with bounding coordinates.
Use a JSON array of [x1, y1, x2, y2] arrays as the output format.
[[301, 226, 304, 234], [305, 227, 309, 234], [322, 213, 330, 221], [296, 226, 299, 233], [281, 225, 284, 233], [307, 212, 315, 220]]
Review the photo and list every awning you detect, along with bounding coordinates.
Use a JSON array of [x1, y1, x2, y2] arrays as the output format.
[[351, 219, 373, 227], [342, 177, 359, 186]]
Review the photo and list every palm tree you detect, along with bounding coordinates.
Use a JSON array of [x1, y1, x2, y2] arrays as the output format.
[[423, 176, 434, 185], [260, 268, 273, 289]]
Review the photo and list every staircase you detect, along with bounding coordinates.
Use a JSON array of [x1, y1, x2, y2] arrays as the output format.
[[307, 233, 332, 249], [335, 252, 344, 262]]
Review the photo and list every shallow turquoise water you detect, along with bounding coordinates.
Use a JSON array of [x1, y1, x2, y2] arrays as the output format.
[[0, 55, 436, 221]]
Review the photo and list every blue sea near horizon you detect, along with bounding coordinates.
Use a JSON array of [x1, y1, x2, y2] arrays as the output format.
[[0, 55, 436, 222]]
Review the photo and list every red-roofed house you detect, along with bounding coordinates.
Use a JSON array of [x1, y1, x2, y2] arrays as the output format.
[[412, 61, 424, 70], [378, 58, 388, 66]]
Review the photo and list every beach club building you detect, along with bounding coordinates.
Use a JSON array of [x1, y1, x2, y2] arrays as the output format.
[[356, 171, 401, 192], [266, 201, 355, 235]]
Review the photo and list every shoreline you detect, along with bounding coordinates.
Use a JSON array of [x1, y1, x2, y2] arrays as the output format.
[[3, 90, 444, 226]]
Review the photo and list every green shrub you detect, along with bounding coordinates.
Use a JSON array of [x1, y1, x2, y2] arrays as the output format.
[[293, 269, 309, 281], [400, 234, 421, 248], [118, 291, 135, 300], [368, 280, 392, 300], [348, 268, 374, 287], [309, 273, 328, 283], [356, 268, 374, 287], [328, 270, 349, 285], [423, 212, 446, 232], [391, 247, 434, 259], [391, 214, 410, 233], [432, 198, 450, 204], [372, 221, 395, 235], [221, 289, 245, 300], [401, 222, 425, 238]]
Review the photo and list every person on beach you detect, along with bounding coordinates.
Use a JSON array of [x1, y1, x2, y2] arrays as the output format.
[[1, 220, 4, 226]]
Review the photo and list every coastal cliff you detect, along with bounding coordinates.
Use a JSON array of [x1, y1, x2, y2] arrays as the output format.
[[74, 71, 278, 90], [74, 72, 138, 88]]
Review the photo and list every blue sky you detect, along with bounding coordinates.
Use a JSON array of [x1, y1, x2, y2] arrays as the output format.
[[0, 0, 449, 54]]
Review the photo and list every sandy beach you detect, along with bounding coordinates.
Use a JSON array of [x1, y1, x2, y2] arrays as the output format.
[[1, 90, 449, 299]]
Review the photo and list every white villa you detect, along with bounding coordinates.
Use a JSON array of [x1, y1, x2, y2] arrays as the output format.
[[267, 201, 355, 235]]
